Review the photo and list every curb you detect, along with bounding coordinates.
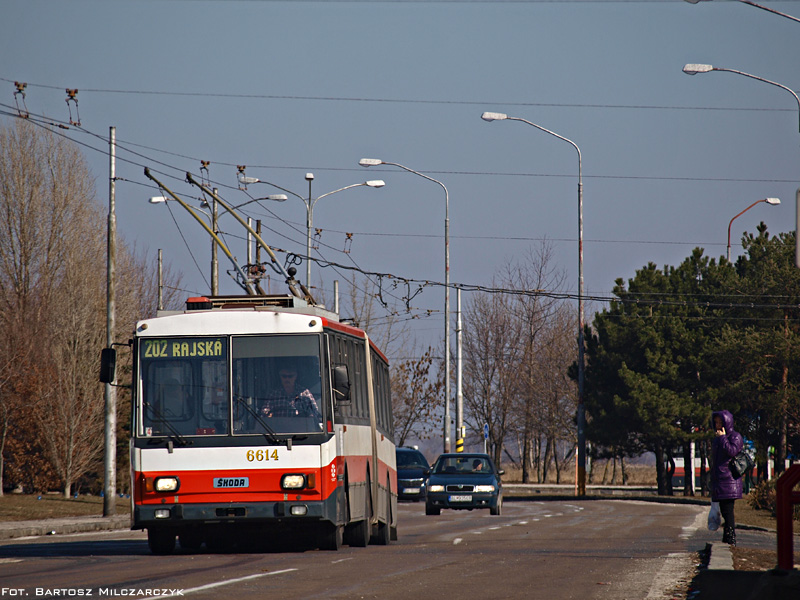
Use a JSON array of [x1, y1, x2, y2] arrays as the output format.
[[708, 542, 734, 570]]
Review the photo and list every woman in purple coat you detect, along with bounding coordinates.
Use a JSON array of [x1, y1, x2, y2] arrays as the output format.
[[710, 410, 744, 545]]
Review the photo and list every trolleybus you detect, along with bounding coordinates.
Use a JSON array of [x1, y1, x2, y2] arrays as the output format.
[[103, 294, 396, 554]]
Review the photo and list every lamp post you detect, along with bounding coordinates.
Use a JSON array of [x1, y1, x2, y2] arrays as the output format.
[[727, 198, 781, 261], [682, 64, 800, 133], [480, 111, 587, 496], [239, 173, 385, 288], [683, 0, 800, 23], [359, 157, 452, 454]]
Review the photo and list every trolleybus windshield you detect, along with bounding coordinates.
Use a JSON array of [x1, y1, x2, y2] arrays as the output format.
[[138, 334, 324, 438]]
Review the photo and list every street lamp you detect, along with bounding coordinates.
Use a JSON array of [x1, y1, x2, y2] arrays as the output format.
[[238, 173, 384, 287], [480, 111, 587, 496], [682, 64, 800, 133], [359, 157, 452, 454], [682, 0, 800, 24], [727, 197, 781, 261]]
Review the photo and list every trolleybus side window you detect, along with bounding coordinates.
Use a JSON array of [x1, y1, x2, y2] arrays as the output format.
[[353, 340, 367, 419]]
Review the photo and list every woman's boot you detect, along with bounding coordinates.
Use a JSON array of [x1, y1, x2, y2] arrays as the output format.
[[722, 525, 736, 546]]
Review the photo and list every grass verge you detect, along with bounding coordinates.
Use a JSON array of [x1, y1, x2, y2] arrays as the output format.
[[0, 493, 130, 522]]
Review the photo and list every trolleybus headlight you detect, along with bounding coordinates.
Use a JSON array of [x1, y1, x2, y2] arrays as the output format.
[[474, 485, 495, 493], [290, 505, 308, 516], [281, 474, 307, 490], [154, 476, 180, 492], [428, 485, 445, 493], [154, 509, 171, 519]]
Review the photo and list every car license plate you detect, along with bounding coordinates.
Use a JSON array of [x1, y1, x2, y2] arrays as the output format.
[[402, 487, 421, 495], [449, 494, 472, 502], [213, 477, 249, 488]]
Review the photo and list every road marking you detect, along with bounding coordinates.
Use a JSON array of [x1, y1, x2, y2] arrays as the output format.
[[0, 558, 22, 564], [153, 568, 298, 597], [332, 557, 353, 564], [453, 538, 463, 545]]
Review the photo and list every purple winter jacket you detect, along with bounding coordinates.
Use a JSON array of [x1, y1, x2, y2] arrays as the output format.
[[710, 410, 744, 501]]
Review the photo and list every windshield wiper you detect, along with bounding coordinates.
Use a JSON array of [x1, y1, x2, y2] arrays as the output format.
[[234, 396, 282, 446], [143, 401, 191, 451]]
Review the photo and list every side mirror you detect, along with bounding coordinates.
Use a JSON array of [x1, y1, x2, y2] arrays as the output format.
[[100, 347, 117, 384], [332, 364, 351, 406]]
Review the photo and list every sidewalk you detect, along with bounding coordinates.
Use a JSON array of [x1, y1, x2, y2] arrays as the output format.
[[0, 514, 130, 540]]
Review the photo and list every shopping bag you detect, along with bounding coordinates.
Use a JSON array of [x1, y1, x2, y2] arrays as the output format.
[[729, 449, 754, 480], [707, 501, 721, 531]]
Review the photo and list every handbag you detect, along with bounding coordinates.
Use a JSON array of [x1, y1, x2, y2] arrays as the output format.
[[707, 501, 721, 531], [729, 449, 754, 480]]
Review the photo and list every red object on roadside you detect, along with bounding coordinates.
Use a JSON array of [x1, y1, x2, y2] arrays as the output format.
[[775, 464, 800, 570]]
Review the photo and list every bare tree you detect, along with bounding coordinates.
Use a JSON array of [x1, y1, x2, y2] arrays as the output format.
[[499, 244, 569, 482], [39, 220, 107, 496], [391, 347, 443, 446], [461, 242, 577, 475], [462, 285, 523, 466]]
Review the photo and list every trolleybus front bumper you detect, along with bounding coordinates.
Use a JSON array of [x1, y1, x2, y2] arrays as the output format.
[[133, 495, 338, 530]]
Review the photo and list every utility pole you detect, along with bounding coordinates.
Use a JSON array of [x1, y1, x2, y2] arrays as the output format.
[[103, 126, 117, 516], [456, 287, 464, 452], [157, 249, 163, 311]]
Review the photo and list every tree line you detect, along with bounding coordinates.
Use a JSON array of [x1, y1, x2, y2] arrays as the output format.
[[0, 120, 180, 497]]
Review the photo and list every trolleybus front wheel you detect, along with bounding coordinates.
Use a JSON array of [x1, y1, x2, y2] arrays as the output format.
[[147, 528, 176, 555], [319, 523, 344, 551]]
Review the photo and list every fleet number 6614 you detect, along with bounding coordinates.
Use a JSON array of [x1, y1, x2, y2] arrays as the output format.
[[246, 449, 279, 462]]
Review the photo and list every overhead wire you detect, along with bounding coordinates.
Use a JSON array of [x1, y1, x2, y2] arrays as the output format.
[[2, 85, 797, 322], [2, 75, 796, 115]]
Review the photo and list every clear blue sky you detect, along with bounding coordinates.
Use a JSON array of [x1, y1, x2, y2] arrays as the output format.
[[2, 0, 798, 357]]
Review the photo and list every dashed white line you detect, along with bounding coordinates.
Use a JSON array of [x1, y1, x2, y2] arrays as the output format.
[[153, 568, 298, 597]]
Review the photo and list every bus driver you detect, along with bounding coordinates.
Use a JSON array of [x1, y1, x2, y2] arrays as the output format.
[[261, 366, 319, 418]]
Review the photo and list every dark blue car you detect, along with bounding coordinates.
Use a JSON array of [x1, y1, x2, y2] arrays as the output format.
[[425, 453, 503, 516], [396, 447, 431, 501]]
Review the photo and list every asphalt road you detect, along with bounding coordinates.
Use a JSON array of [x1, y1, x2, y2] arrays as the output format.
[[0, 499, 738, 599]]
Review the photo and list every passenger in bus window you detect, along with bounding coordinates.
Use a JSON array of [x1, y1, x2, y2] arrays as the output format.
[[261, 365, 320, 418]]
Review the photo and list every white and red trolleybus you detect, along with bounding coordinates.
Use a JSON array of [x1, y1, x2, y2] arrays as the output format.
[[114, 294, 396, 554]]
